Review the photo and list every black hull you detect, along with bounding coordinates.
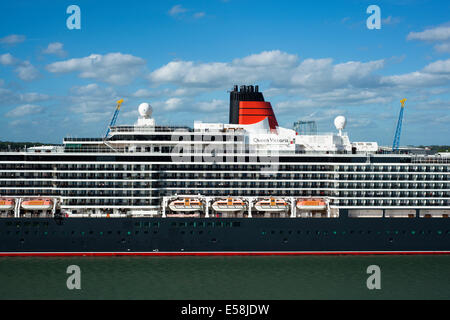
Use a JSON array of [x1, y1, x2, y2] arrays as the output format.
[[1, 210, 450, 255]]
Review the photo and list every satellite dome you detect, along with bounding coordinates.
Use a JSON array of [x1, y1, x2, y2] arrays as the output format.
[[334, 116, 347, 131], [138, 103, 152, 118]]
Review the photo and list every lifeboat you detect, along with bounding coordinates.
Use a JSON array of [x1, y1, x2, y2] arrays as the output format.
[[21, 199, 53, 211], [0, 199, 15, 210], [297, 199, 327, 211], [167, 213, 201, 218], [212, 198, 247, 212], [169, 198, 203, 212], [255, 198, 288, 212]]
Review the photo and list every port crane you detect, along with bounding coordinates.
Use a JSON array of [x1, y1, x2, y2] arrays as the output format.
[[392, 98, 407, 152], [104, 99, 124, 139]]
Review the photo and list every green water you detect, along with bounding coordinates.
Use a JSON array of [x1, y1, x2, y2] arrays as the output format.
[[0, 256, 449, 300]]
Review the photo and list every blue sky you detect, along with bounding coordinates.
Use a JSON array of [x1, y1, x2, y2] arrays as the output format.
[[0, 0, 449, 145]]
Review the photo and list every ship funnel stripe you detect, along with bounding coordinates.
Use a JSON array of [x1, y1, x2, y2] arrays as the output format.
[[238, 101, 279, 131]]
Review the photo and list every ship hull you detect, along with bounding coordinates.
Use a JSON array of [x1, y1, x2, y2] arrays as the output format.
[[1, 211, 450, 256]]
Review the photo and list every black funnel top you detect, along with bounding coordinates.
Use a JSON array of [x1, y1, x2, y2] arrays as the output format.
[[229, 85, 265, 124]]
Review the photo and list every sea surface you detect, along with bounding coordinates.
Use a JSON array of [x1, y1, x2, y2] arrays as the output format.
[[0, 255, 449, 300]]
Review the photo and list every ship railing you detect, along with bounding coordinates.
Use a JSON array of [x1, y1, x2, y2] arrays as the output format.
[[64, 138, 104, 142], [411, 156, 450, 164], [109, 126, 194, 133]]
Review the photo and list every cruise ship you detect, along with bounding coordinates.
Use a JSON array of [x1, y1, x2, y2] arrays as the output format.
[[0, 85, 449, 256]]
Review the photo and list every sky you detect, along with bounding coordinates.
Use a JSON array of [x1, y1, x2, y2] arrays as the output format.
[[0, 0, 449, 146]]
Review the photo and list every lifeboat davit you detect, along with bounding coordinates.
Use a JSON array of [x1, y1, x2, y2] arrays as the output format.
[[297, 199, 327, 211], [212, 198, 247, 212], [0, 199, 15, 210], [255, 198, 288, 212], [21, 199, 53, 210], [169, 198, 203, 212]]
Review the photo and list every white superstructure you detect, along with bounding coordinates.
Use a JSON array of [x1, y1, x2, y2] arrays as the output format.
[[0, 85, 448, 220]]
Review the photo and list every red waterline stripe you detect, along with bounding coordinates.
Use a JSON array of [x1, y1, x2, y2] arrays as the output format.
[[1, 251, 450, 257]]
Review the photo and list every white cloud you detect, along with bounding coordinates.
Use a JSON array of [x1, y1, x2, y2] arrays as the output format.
[[46, 53, 146, 85], [193, 12, 206, 19], [19, 92, 50, 103], [149, 51, 383, 91], [67, 83, 120, 125], [407, 24, 450, 53], [0, 54, 39, 81], [0, 53, 18, 65], [423, 59, 450, 74], [14, 61, 39, 81], [287, 59, 384, 89], [5, 104, 43, 117], [380, 59, 450, 88], [276, 88, 391, 111], [0, 82, 49, 106], [434, 42, 450, 53], [169, 5, 187, 17], [143, 50, 443, 117], [42, 42, 66, 57], [407, 26, 450, 41], [382, 16, 401, 25], [149, 50, 300, 87], [196, 99, 227, 112], [70, 83, 111, 96], [234, 50, 298, 67], [0, 34, 26, 45], [162, 97, 184, 111]]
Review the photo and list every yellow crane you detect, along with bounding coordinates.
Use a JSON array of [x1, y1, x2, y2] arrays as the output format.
[[392, 98, 407, 152]]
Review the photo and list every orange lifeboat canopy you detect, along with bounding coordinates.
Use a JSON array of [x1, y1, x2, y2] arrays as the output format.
[[0, 199, 15, 210], [21, 199, 53, 210], [297, 199, 327, 211]]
